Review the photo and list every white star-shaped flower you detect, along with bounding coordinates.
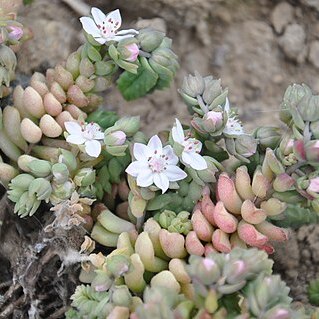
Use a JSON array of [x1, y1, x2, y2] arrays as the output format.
[[80, 8, 139, 44], [172, 119, 207, 170], [65, 121, 104, 158], [126, 135, 187, 193], [223, 97, 244, 136]]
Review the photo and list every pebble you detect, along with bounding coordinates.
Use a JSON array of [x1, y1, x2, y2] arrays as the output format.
[[271, 2, 294, 34], [278, 23, 307, 63], [308, 40, 319, 68]]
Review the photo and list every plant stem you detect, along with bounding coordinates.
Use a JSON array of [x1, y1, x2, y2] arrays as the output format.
[[197, 95, 209, 113], [138, 50, 152, 58]]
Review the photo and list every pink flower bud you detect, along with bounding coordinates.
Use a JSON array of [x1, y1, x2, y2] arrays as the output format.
[[111, 130, 126, 145], [307, 176, 319, 194], [205, 111, 223, 124], [202, 258, 216, 271], [217, 173, 243, 214], [125, 43, 139, 62], [282, 138, 294, 155], [212, 229, 231, 253], [237, 220, 268, 247], [7, 26, 23, 41], [213, 201, 238, 233]]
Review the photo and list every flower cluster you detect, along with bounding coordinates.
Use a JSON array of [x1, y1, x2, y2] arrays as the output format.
[[1, 5, 319, 319]]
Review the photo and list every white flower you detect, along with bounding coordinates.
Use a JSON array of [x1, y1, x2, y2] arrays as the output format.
[[65, 121, 104, 158], [223, 98, 244, 136], [80, 8, 139, 44], [126, 135, 187, 193], [172, 119, 207, 170]]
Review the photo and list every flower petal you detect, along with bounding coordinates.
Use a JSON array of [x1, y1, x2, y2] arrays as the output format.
[[116, 29, 139, 35], [105, 9, 122, 30], [154, 173, 170, 193], [172, 118, 185, 144], [224, 97, 230, 113], [148, 135, 163, 153], [94, 131, 105, 140], [165, 165, 187, 182], [80, 17, 101, 38], [125, 160, 148, 177], [163, 145, 178, 165], [65, 121, 82, 134], [133, 143, 151, 161], [85, 140, 101, 158], [91, 7, 106, 26], [93, 37, 108, 44], [111, 34, 136, 42], [182, 152, 207, 170], [136, 169, 154, 187], [66, 134, 86, 145]]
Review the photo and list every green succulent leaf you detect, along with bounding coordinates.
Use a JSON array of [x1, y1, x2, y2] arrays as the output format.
[[117, 57, 158, 101], [272, 204, 319, 229], [308, 279, 319, 306]]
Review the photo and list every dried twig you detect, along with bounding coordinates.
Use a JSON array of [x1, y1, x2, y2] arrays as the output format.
[[0, 280, 12, 290], [60, 0, 90, 16], [0, 295, 24, 318]]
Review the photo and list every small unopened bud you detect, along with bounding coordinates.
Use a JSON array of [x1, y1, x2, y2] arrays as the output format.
[[181, 71, 205, 98], [119, 42, 139, 62], [254, 126, 281, 150], [7, 26, 23, 41], [104, 130, 126, 146], [137, 28, 165, 52], [307, 176, 319, 195]]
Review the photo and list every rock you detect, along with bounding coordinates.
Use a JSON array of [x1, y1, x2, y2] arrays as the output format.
[[301, 0, 319, 12], [136, 18, 167, 33], [308, 40, 319, 68], [278, 23, 307, 63], [271, 2, 294, 34]]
